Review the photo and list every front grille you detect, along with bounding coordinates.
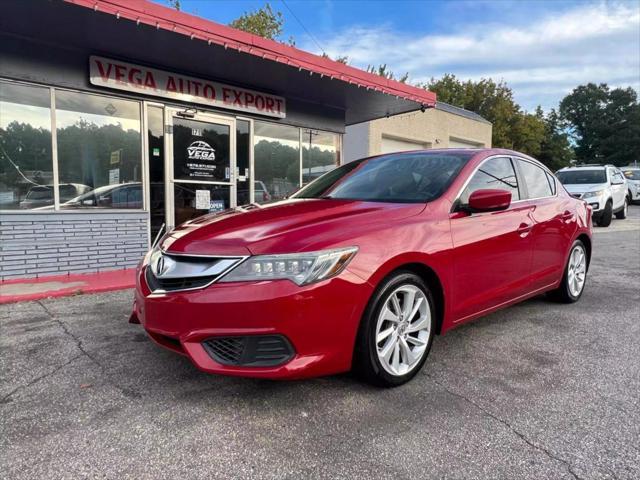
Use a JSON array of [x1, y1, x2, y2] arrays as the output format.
[[144, 253, 244, 293], [203, 335, 295, 367], [145, 267, 217, 292]]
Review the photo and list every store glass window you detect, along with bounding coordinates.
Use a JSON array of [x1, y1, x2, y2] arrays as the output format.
[[236, 119, 251, 205], [55, 91, 142, 209], [173, 183, 230, 227], [148, 106, 165, 239], [302, 129, 340, 185], [254, 121, 300, 203], [0, 82, 53, 210]]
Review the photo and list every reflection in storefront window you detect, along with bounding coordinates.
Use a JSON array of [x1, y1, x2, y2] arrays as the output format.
[[0, 82, 53, 210], [302, 129, 340, 185], [173, 183, 230, 227], [254, 121, 300, 203], [236, 119, 251, 205], [148, 106, 165, 239], [55, 91, 142, 209]]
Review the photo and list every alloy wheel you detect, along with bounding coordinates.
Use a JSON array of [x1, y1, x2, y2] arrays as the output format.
[[567, 244, 587, 297], [375, 285, 431, 377]]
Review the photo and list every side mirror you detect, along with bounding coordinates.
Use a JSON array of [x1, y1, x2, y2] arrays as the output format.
[[467, 189, 512, 213]]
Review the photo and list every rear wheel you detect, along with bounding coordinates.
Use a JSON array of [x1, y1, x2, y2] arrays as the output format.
[[548, 240, 588, 303], [597, 200, 613, 227], [615, 198, 628, 219], [354, 272, 435, 387]]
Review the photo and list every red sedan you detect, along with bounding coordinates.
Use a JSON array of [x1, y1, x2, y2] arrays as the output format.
[[132, 149, 592, 386]]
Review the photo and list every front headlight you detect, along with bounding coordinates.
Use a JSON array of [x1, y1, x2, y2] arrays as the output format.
[[583, 190, 604, 199], [218, 247, 358, 285]]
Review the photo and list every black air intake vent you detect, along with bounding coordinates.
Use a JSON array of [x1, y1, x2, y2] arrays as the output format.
[[203, 335, 294, 367]]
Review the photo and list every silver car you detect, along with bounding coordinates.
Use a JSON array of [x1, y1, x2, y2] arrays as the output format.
[[622, 166, 640, 204]]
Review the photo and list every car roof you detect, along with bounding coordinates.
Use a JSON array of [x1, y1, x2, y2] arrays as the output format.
[[361, 147, 543, 165], [558, 166, 606, 171]]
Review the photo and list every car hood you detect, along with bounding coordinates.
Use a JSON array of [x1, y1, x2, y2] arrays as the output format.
[[160, 198, 426, 256], [562, 183, 606, 194]]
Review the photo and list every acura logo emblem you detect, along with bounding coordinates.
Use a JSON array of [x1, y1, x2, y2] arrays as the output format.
[[155, 255, 174, 277]]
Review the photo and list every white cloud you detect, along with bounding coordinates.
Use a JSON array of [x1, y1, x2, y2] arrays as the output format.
[[309, 2, 640, 111]]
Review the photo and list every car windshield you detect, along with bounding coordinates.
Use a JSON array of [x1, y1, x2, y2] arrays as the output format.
[[293, 152, 473, 203], [556, 170, 606, 185], [622, 169, 640, 180]]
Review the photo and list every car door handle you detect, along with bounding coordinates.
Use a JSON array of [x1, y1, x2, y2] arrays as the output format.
[[517, 222, 533, 237], [561, 210, 574, 220]]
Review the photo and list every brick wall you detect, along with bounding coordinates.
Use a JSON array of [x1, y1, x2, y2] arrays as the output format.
[[0, 212, 149, 280]]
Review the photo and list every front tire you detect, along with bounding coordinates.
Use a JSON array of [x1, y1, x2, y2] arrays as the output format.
[[615, 198, 628, 219], [354, 272, 435, 387], [548, 240, 588, 303], [597, 200, 613, 227]]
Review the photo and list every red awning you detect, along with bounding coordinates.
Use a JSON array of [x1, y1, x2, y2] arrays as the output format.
[[63, 0, 436, 108]]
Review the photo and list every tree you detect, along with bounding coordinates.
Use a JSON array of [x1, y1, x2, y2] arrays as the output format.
[[425, 74, 548, 156], [322, 53, 349, 64], [366, 64, 409, 83], [559, 83, 640, 166], [166, 0, 180, 10], [424, 73, 468, 106], [537, 108, 574, 170], [229, 3, 284, 41]]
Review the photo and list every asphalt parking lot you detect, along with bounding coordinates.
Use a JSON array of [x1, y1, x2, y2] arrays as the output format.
[[2, 207, 639, 480]]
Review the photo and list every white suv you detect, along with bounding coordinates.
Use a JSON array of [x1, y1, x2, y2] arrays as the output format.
[[556, 164, 628, 227], [621, 166, 640, 204]]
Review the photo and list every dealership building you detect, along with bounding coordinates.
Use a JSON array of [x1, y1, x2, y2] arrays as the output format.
[[344, 102, 492, 161], [0, 0, 485, 282]]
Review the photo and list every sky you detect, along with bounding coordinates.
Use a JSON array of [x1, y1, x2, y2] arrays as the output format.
[[166, 1, 638, 112]]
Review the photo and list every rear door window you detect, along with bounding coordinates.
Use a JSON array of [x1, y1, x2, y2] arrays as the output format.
[[459, 157, 520, 205], [517, 159, 553, 199]]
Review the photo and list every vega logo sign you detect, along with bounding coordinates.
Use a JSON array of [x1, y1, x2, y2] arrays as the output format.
[[187, 141, 216, 161]]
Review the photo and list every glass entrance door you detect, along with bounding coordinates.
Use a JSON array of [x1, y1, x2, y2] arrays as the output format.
[[165, 110, 236, 228]]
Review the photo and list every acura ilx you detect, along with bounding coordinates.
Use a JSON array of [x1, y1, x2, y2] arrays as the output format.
[[131, 149, 592, 386]]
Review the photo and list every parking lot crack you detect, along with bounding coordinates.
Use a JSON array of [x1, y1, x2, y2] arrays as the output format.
[[1, 354, 83, 403], [426, 373, 584, 480], [37, 301, 101, 367], [36, 300, 141, 400]]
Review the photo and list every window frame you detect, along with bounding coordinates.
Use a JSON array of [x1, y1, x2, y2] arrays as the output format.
[[452, 154, 558, 212], [1, 78, 145, 214], [513, 157, 557, 201], [453, 155, 521, 211], [0, 80, 56, 211]]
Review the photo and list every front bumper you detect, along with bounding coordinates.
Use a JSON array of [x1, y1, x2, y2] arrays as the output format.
[[581, 196, 606, 213], [132, 265, 373, 379]]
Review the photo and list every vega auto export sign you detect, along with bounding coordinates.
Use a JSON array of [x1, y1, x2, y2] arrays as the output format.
[[89, 56, 286, 118]]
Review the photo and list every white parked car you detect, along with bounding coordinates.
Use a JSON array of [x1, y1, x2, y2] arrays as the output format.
[[621, 166, 640, 204], [556, 164, 628, 227]]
